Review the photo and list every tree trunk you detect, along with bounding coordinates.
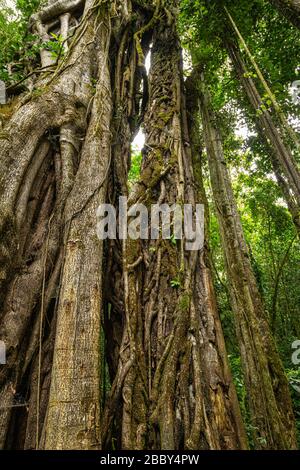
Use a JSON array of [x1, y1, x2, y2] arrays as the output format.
[[0, 0, 150, 450], [198, 69, 298, 450], [226, 39, 300, 238], [0, 0, 108, 450], [269, 0, 300, 29], [102, 1, 247, 451]]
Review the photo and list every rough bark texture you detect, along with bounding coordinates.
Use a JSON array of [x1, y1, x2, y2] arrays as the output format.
[[0, 0, 133, 450], [198, 70, 298, 450], [102, 1, 247, 451]]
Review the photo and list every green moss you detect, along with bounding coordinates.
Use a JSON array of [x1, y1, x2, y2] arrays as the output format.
[[0, 98, 18, 126], [179, 292, 191, 311], [140, 150, 164, 188], [158, 110, 174, 125], [32, 87, 45, 99]]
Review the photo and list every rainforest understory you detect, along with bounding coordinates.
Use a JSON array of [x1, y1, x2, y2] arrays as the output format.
[[0, 0, 300, 451]]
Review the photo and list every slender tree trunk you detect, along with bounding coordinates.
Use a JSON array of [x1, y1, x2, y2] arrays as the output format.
[[198, 69, 298, 450], [269, 0, 300, 29], [226, 40, 300, 238], [102, 1, 247, 451]]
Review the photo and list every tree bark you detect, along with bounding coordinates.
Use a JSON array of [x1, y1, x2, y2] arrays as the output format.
[[0, 0, 141, 450], [198, 69, 298, 450], [102, 1, 247, 451]]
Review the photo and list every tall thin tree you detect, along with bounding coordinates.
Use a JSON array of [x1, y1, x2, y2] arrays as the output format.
[[198, 69, 297, 449]]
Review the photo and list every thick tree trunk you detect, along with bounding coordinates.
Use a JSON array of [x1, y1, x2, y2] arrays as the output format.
[[0, 0, 144, 450], [43, 18, 112, 448], [198, 70, 298, 450], [102, 1, 247, 451], [269, 0, 300, 29], [226, 40, 300, 238]]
